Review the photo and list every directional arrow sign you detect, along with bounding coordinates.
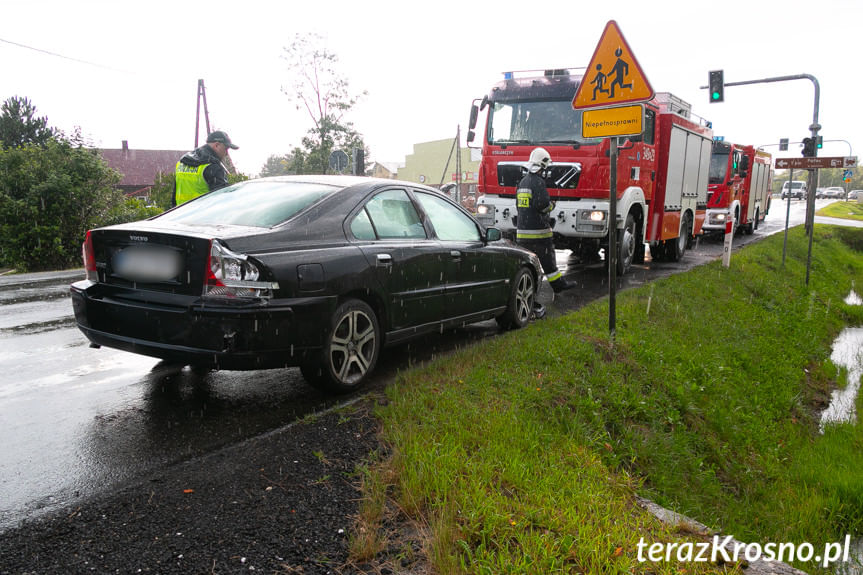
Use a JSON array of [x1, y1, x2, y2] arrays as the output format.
[[774, 156, 857, 170]]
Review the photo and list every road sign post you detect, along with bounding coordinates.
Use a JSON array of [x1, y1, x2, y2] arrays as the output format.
[[573, 20, 654, 342]]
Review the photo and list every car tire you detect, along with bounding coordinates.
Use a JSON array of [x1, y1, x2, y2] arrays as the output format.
[[496, 267, 534, 330], [301, 298, 380, 394]]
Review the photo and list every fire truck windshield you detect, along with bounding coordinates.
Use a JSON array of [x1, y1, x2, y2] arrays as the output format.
[[488, 100, 600, 146], [709, 151, 729, 184]]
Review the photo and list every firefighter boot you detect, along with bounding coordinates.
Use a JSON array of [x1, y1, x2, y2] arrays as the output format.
[[551, 277, 575, 294], [531, 301, 547, 320]]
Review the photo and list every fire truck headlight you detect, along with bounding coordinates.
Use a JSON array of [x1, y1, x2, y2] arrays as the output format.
[[588, 210, 606, 222], [477, 204, 490, 215], [716, 213, 726, 221]]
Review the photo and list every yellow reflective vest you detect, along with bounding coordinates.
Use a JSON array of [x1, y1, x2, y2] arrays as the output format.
[[174, 162, 210, 205]]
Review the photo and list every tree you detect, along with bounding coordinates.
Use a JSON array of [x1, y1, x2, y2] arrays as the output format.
[[148, 171, 176, 211], [259, 154, 292, 177], [281, 33, 368, 174], [0, 139, 123, 271], [0, 96, 55, 149]]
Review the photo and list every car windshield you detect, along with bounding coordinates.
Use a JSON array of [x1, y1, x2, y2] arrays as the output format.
[[156, 180, 341, 227], [488, 99, 601, 145]]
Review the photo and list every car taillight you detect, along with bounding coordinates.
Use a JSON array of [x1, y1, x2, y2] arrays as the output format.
[[204, 240, 279, 299], [82, 231, 97, 282]]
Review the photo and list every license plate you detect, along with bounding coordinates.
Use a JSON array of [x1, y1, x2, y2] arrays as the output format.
[[112, 246, 182, 282]]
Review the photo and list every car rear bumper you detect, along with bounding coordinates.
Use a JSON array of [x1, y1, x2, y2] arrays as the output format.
[[71, 280, 337, 370]]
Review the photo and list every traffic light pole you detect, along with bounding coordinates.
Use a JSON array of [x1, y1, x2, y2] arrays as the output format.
[[717, 74, 822, 228]]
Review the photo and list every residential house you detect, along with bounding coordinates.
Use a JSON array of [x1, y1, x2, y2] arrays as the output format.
[[100, 141, 187, 201]]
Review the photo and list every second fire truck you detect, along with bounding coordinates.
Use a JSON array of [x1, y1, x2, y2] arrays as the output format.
[[704, 141, 772, 235]]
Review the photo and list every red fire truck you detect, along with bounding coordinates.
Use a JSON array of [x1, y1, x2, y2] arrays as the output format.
[[467, 70, 713, 275], [704, 141, 772, 235]]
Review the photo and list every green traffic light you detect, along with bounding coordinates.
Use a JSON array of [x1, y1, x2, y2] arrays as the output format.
[[712, 92, 720, 100]]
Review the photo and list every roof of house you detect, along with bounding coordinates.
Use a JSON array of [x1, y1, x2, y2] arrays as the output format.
[[99, 142, 187, 188]]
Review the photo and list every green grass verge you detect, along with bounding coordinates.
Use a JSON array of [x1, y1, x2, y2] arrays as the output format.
[[818, 201, 863, 220], [362, 225, 863, 574]]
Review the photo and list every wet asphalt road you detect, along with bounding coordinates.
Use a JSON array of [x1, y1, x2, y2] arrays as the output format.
[[0, 197, 848, 532]]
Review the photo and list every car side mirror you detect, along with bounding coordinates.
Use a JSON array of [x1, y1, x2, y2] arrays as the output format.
[[485, 227, 501, 242]]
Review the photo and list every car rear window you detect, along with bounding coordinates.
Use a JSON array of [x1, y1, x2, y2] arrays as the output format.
[[157, 181, 342, 227]]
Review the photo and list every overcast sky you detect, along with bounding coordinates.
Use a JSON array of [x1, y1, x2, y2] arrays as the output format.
[[1, 0, 860, 176]]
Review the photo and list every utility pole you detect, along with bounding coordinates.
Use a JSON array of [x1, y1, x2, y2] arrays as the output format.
[[195, 79, 211, 148]]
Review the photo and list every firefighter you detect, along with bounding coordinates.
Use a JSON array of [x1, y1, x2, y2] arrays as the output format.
[[173, 130, 239, 206], [516, 147, 574, 316]]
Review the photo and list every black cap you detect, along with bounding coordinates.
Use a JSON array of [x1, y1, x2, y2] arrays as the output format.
[[206, 130, 238, 149]]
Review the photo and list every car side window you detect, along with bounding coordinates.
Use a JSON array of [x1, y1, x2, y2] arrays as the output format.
[[414, 191, 480, 242], [350, 208, 377, 240], [361, 189, 427, 239]]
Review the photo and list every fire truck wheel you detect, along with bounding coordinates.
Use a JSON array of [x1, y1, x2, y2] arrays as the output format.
[[649, 243, 665, 262], [668, 214, 691, 262], [616, 214, 637, 275], [753, 209, 760, 231]]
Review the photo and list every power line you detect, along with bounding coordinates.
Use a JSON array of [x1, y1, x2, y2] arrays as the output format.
[[0, 36, 129, 73]]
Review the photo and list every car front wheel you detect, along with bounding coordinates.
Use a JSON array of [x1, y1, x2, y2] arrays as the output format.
[[301, 298, 381, 394], [496, 267, 535, 330]]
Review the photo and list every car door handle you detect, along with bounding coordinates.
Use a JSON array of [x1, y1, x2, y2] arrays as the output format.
[[450, 250, 462, 260], [375, 253, 392, 267]]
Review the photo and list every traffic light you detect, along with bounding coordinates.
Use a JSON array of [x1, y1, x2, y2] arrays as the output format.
[[708, 70, 724, 103], [816, 136, 823, 150], [801, 137, 816, 157]]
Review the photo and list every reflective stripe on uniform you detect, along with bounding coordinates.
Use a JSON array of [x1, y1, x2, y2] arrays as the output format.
[[546, 270, 562, 282], [175, 162, 210, 205], [516, 229, 553, 240]]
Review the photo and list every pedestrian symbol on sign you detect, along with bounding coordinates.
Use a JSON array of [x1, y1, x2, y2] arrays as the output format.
[[573, 20, 654, 110]]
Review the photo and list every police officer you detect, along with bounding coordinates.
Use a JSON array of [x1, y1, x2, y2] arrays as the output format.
[[173, 130, 239, 206], [516, 147, 574, 307]]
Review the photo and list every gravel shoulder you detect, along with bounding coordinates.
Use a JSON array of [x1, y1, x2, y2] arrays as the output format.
[[0, 398, 382, 575]]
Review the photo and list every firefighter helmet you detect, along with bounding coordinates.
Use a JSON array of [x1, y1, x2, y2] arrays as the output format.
[[528, 147, 551, 173]]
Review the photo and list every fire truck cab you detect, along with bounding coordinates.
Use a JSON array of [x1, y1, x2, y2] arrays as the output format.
[[468, 69, 713, 275], [705, 141, 772, 235]]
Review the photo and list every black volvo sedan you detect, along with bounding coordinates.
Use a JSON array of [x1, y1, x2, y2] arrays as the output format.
[[71, 175, 543, 393]]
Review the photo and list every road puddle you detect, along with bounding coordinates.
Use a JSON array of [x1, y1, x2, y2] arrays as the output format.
[[846, 290, 863, 306], [820, 327, 863, 431], [820, 290, 863, 431], [823, 293, 863, 573]]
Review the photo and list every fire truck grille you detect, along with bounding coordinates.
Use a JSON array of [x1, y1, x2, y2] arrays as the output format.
[[497, 163, 582, 191]]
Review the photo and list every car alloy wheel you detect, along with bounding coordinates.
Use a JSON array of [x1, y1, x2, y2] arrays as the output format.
[[496, 267, 534, 330], [328, 302, 378, 385], [302, 298, 380, 393]]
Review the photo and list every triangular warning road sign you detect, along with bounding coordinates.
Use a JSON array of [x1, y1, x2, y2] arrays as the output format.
[[573, 20, 654, 110]]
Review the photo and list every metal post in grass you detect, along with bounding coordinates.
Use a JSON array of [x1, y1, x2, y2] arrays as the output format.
[[782, 168, 793, 266], [609, 137, 618, 343]]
